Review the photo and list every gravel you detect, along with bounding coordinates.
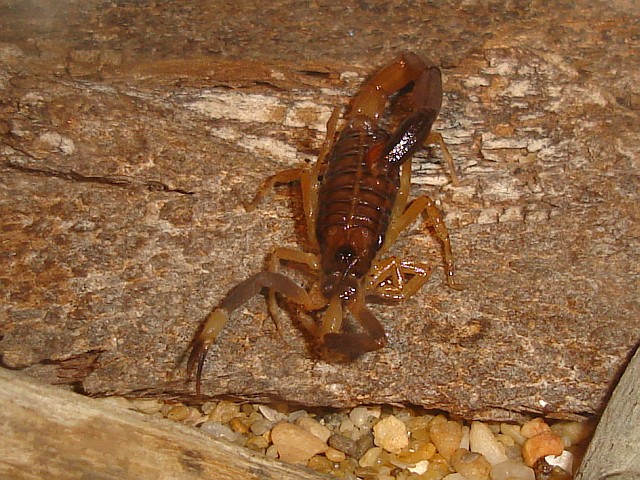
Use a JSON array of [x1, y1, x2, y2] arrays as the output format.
[[116, 397, 594, 479]]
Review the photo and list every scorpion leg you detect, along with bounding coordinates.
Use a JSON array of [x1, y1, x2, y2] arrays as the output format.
[[425, 131, 461, 186], [244, 107, 340, 250], [366, 257, 433, 302], [396, 195, 463, 290], [187, 271, 318, 396], [266, 247, 323, 338]]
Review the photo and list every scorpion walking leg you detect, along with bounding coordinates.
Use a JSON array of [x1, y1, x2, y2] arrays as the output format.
[[187, 271, 317, 396], [425, 131, 461, 187], [366, 257, 433, 302], [266, 247, 322, 337], [395, 195, 463, 290]]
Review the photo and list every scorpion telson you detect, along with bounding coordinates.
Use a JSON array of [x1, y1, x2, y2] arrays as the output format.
[[187, 52, 463, 396]]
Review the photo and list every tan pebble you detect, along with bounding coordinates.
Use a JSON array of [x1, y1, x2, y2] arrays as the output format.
[[520, 418, 550, 439], [396, 441, 436, 464], [460, 425, 470, 450], [550, 421, 594, 447], [429, 419, 463, 462], [496, 433, 515, 447], [429, 414, 448, 429], [265, 444, 279, 459], [469, 421, 508, 465], [426, 453, 450, 477], [296, 416, 331, 443], [201, 401, 217, 415], [308, 454, 334, 473], [373, 415, 409, 453], [166, 405, 191, 421], [522, 432, 565, 467], [97, 396, 132, 409], [359, 446, 383, 468], [230, 417, 249, 434], [128, 398, 162, 414], [442, 474, 468, 480], [451, 448, 491, 480], [271, 422, 328, 464], [208, 400, 241, 423], [246, 435, 269, 451], [406, 415, 433, 441], [489, 459, 535, 480], [325, 447, 346, 462], [500, 423, 527, 446]]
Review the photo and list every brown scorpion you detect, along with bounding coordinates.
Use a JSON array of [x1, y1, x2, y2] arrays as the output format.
[[188, 53, 463, 395]]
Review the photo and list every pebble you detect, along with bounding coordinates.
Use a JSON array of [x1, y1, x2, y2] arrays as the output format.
[[501, 423, 527, 446], [520, 418, 550, 438], [443, 474, 469, 480], [200, 420, 240, 443], [128, 398, 163, 414], [124, 398, 595, 480], [165, 405, 191, 422], [545, 450, 574, 474], [208, 400, 240, 423], [490, 459, 536, 480], [349, 407, 380, 429], [373, 415, 409, 453], [551, 420, 593, 447], [329, 433, 358, 457], [326, 446, 347, 462], [359, 446, 383, 468], [429, 418, 464, 462], [270, 422, 329, 463], [296, 416, 331, 443], [250, 417, 274, 436], [451, 448, 491, 480], [469, 421, 508, 465], [521, 432, 565, 467]]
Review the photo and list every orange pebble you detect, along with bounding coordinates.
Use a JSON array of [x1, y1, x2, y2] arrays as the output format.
[[522, 432, 565, 467]]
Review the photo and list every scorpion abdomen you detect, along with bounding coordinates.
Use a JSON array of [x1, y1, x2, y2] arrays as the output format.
[[316, 117, 401, 294]]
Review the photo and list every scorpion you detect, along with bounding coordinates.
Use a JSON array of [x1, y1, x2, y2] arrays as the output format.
[[188, 52, 463, 395]]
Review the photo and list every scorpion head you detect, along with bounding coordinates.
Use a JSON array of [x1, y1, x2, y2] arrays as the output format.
[[320, 240, 371, 300]]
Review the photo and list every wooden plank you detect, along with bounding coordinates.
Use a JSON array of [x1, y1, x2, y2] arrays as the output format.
[[0, 368, 329, 480], [575, 346, 640, 479]]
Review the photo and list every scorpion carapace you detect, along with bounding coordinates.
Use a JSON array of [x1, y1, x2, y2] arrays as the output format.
[[187, 52, 463, 396]]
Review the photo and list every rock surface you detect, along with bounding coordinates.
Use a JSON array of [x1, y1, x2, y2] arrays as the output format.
[[0, 0, 638, 420]]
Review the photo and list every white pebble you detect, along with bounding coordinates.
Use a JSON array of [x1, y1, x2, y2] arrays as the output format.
[[545, 450, 574, 474], [469, 421, 508, 465], [408, 459, 430, 475], [200, 421, 239, 442], [258, 404, 287, 422], [350, 407, 373, 428]]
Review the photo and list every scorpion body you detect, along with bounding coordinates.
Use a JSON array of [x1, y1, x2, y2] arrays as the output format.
[[188, 53, 462, 395]]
